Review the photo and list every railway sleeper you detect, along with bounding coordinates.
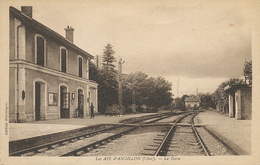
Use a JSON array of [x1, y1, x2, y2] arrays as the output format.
[[174, 149, 204, 153], [50, 144, 60, 149], [153, 138, 164, 141], [169, 149, 203, 154], [93, 144, 99, 148], [154, 141, 163, 144], [187, 142, 200, 145], [142, 153, 154, 156], [183, 140, 199, 143], [187, 145, 203, 149], [61, 141, 70, 145], [70, 138, 78, 142], [147, 145, 160, 147], [76, 151, 85, 156], [21, 152, 35, 156], [37, 147, 49, 153], [143, 148, 158, 151]]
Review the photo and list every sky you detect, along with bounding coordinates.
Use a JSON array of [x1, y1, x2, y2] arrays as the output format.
[[11, 0, 252, 96]]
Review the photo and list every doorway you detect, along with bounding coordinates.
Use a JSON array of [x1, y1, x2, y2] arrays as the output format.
[[60, 86, 70, 118], [35, 82, 41, 121], [35, 81, 45, 121], [78, 89, 84, 118], [233, 93, 236, 118]]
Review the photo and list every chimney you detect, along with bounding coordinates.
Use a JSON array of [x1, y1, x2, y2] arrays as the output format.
[[21, 6, 32, 18], [64, 26, 74, 43]]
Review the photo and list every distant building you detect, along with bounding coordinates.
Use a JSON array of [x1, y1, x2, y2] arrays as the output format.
[[184, 96, 200, 109], [9, 6, 98, 122], [224, 84, 252, 120]]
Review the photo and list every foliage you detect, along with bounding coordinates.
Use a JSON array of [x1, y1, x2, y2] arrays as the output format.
[[145, 77, 173, 109], [199, 93, 216, 109], [174, 94, 188, 111], [244, 60, 252, 86], [89, 44, 118, 114], [122, 72, 173, 112], [212, 78, 243, 112], [102, 43, 117, 75]]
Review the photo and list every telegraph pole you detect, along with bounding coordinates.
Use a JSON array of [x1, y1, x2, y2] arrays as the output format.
[[132, 89, 136, 112], [177, 78, 179, 98], [118, 58, 125, 115]]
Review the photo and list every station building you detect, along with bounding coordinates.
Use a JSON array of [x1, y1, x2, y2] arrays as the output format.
[[225, 84, 252, 120], [9, 6, 98, 122]]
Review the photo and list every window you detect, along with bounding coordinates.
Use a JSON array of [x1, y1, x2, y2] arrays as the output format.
[[35, 35, 45, 66], [61, 48, 67, 73], [78, 57, 83, 77]]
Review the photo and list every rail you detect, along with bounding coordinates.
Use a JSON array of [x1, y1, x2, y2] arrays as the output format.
[[10, 112, 176, 156], [61, 127, 138, 156], [154, 113, 194, 156], [191, 114, 210, 156], [9, 125, 122, 156]]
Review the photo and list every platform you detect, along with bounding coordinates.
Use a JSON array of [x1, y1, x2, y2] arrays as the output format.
[[9, 113, 155, 141], [194, 110, 251, 155]]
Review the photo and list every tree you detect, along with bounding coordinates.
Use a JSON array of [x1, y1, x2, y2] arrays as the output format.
[[145, 77, 173, 110], [173, 94, 188, 111], [199, 93, 216, 109], [89, 44, 118, 114], [122, 72, 149, 109], [102, 43, 117, 75], [174, 97, 183, 110], [122, 72, 173, 112], [244, 60, 252, 86], [89, 61, 100, 81]]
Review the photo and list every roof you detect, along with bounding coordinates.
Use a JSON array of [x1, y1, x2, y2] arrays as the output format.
[[184, 96, 200, 102], [224, 84, 251, 93], [10, 6, 93, 59]]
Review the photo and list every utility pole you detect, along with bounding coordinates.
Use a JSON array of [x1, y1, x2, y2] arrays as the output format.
[[118, 58, 125, 115], [132, 89, 136, 112], [177, 78, 179, 98]]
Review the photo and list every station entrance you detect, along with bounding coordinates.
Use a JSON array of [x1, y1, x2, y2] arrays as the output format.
[[35, 81, 46, 121], [78, 89, 84, 118], [60, 86, 70, 118]]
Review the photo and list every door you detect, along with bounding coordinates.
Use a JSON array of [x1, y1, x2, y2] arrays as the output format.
[[233, 93, 236, 118], [78, 93, 84, 118], [60, 86, 70, 118], [35, 82, 41, 121]]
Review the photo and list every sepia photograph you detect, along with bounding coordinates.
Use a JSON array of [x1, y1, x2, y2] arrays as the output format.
[[0, 0, 260, 165]]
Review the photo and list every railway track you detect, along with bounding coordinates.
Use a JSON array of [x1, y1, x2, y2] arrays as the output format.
[[143, 113, 235, 156], [10, 112, 182, 156], [157, 113, 210, 156], [60, 113, 194, 156], [10, 111, 235, 156], [120, 111, 186, 124], [61, 126, 138, 156]]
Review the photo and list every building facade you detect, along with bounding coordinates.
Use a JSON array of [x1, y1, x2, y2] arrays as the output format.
[[184, 96, 200, 109], [225, 84, 252, 120], [9, 6, 98, 122]]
